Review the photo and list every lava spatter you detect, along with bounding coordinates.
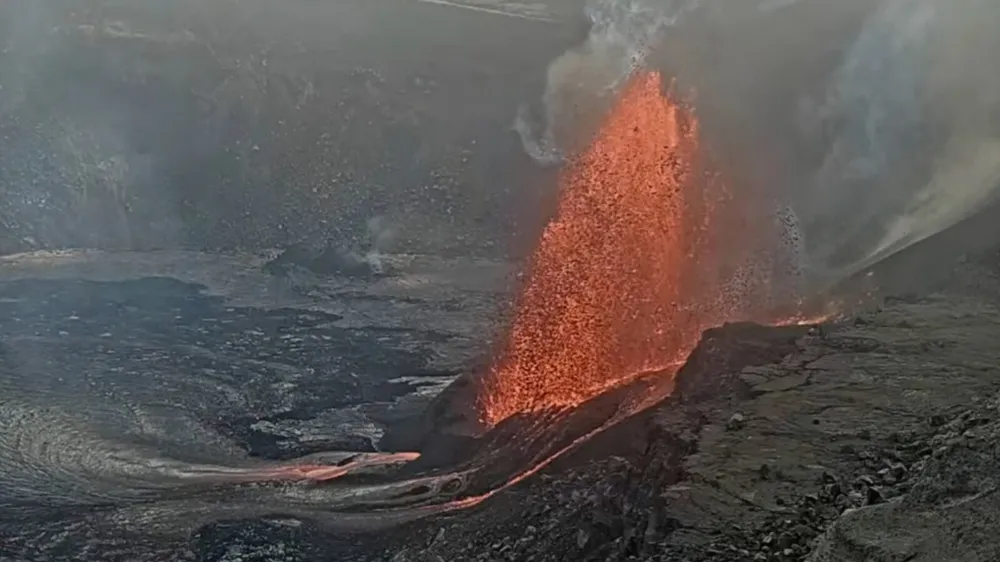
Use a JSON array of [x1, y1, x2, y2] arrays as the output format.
[[479, 71, 799, 426]]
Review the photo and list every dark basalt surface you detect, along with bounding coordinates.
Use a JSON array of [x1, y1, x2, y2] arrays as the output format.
[[347, 288, 1000, 562], [0, 276, 435, 457], [0, 249, 507, 560], [3, 254, 1000, 562]]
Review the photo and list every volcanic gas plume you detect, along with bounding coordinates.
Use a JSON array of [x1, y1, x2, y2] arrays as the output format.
[[479, 71, 805, 426]]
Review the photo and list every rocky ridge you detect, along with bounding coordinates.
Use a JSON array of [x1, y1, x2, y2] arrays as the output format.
[[363, 292, 1000, 562]]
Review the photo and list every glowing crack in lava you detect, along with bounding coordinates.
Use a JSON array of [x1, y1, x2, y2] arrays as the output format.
[[479, 71, 801, 426]]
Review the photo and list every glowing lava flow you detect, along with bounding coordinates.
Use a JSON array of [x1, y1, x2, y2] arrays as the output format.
[[479, 71, 799, 426]]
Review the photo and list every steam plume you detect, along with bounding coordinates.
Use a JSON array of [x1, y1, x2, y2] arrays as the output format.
[[804, 0, 1000, 283], [515, 0, 700, 165]]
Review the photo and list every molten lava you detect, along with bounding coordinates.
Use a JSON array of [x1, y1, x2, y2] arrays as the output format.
[[479, 72, 799, 426]]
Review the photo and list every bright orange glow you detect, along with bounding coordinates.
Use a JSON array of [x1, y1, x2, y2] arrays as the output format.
[[479, 72, 805, 426]]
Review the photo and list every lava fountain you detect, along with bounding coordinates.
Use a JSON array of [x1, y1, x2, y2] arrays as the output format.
[[479, 71, 804, 427]]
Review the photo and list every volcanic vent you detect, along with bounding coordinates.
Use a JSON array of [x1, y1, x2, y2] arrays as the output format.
[[478, 71, 807, 427]]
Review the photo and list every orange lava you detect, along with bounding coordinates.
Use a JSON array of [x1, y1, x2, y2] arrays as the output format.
[[479, 72, 800, 426], [202, 452, 422, 484]]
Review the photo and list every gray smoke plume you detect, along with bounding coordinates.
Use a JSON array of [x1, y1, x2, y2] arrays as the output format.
[[803, 0, 1000, 283], [801, 0, 938, 276], [515, 0, 700, 165]]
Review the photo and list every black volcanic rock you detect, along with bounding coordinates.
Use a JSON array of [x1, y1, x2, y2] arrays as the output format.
[[343, 290, 1000, 562], [673, 321, 809, 405]]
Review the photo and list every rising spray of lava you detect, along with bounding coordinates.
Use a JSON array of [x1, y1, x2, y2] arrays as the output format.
[[481, 72, 802, 426]]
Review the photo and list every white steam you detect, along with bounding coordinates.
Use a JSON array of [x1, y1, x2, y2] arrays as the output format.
[[515, 0, 700, 165], [804, 0, 1000, 282], [865, 137, 1000, 266], [801, 0, 938, 276]]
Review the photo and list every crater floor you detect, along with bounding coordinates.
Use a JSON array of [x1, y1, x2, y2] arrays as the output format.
[[2, 250, 1000, 562]]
